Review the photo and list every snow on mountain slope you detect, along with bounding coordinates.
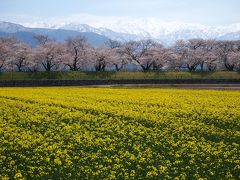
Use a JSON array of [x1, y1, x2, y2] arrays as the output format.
[[55, 20, 240, 44], [2, 15, 240, 44], [0, 21, 110, 46], [0, 21, 28, 33], [218, 31, 240, 40], [59, 23, 142, 41]]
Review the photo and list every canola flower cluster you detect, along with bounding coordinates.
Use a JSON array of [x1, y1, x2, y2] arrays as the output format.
[[0, 87, 239, 179]]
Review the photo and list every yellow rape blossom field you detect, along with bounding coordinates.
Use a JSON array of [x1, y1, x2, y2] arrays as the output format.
[[0, 87, 239, 179]]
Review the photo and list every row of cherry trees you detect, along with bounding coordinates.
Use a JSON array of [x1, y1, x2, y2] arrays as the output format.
[[0, 35, 240, 72]]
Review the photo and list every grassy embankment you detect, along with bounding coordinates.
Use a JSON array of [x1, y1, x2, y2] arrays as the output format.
[[0, 71, 239, 81]]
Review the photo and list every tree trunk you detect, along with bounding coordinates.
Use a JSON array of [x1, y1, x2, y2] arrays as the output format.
[[187, 64, 196, 71], [200, 62, 204, 71], [42, 61, 54, 71], [141, 62, 153, 71], [0, 64, 3, 71]]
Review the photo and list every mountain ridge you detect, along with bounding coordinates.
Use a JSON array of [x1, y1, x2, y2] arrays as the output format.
[[0, 21, 110, 46], [21, 20, 240, 44], [0, 21, 240, 46]]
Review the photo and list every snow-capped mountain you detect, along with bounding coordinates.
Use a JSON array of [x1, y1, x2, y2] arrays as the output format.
[[218, 31, 240, 40], [1, 18, 240, 45], [56, 21, 240, 44], [59, 23, 141, 42], [0, 21, 110, 46], [29, 17, 240, 44], [0, 21, 28, 33]]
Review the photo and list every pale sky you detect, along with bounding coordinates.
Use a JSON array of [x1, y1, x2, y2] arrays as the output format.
[[0, 0, 239, 26]]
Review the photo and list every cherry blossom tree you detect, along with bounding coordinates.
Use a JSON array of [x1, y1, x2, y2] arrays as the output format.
[[33, 35, 51, 45], [171, 40, 189, 70], [105, 40, 128, 71], [64, 36, 89, 71], [198, 39, 216, 71], [0, 37, 16, 71], [228, 40, 240, 71], [1, 34, 240, 72], [105, 39, 122, 49], [184, 39, 207, 71], [111, 47, 129, 71], [34, 41, 65, 71], [215, 40, 236, 71], [204, 51, 219, 71], [123, 40, 157, 71], [11, 42, 32, 72], [89, 47, 112, 71], [172, 39, 215, 71], [153, 47, 180, 71]]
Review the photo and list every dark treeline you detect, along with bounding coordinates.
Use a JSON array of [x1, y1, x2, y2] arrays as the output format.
[[0, 35, 240, 72]]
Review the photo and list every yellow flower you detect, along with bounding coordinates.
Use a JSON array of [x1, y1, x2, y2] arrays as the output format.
[[54, 158, 62, 165]]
